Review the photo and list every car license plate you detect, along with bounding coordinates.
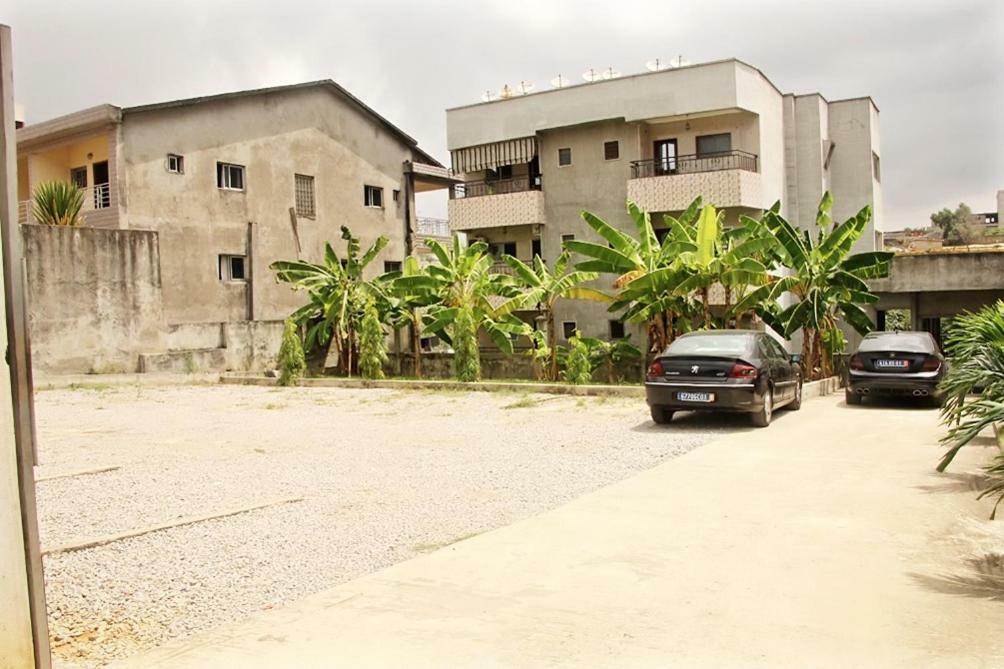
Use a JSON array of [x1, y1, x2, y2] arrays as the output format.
[[875, 359, 909, 369], [677, 391, 714, 403]]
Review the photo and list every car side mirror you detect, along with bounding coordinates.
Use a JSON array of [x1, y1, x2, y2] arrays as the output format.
[[790, 354, 802, 364]]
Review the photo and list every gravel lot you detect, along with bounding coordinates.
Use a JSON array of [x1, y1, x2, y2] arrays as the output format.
[[34, 382, 728, 667]]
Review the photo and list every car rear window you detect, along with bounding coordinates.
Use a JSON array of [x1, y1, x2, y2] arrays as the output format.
[[665, 334, 752, 357], [858, 332, 935, 353]]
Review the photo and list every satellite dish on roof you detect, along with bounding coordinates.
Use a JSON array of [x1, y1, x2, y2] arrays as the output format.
[[517, 80, 535, 95], [480, 89, 496, 102], [668, 55, 691, 68], [582, 68, 602, 83], [646, 58, 670, 72], [550, 74, 570, 88], [498, 84, 515, 99], [601, 66, 621, 80]]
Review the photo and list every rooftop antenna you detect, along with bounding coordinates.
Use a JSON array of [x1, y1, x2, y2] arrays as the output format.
[[517, 80, 535, 95], [601, 66, 621, 80], [668, 54, 691, 68], [582, 68, 602, 83], [498, 84, 515, 99], [550, 74, 570, 88], [480, 89, 496, 102], [645, 58, 670, 72]]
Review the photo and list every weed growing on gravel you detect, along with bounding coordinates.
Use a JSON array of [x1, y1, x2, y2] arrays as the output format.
[[67, 382, 113, 392], [503, 395, 541, 410], [263, 402, 287, 410]]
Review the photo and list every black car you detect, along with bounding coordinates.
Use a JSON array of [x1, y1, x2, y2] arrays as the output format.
[[645, 330, 802, 428], [846, 331, 946, 406]]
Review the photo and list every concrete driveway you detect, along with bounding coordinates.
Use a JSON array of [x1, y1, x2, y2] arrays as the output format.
[[114, 395, 1004, 668]]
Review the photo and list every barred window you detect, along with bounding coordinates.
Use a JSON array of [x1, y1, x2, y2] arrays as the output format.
[[295, 174, 315, 218]]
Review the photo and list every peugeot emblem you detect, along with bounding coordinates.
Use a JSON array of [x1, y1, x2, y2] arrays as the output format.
[[691, 365, 700, 374]]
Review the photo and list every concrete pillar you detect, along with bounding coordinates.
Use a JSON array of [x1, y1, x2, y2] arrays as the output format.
[[0, 23, 49, 669]]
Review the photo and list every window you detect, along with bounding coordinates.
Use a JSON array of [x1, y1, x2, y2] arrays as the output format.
[[217, 162, 245, 191], [562, 321, 578, 340], [503, 241, 517, 257], [69, 166, 87, 189], [383, 261, 402, 274], [392, 189, 400, 203], [364, 185, 384, 208], [294, 174, 315, 218], [604, 140, 620, 161], [872, 151, 881, 182], [560, 233, 575, 245], [532, 238, 542, 259], [219, 254, 247, 281], [557, 147, 572, 167], [167, 154, 184, 174], [609, 320, 625, 339], [695, 133, 732, 158]]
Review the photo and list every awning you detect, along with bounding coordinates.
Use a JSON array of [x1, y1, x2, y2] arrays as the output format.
[[450, 136, 537, 174]]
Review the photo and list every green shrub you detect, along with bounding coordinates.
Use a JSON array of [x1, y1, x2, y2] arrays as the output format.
[[563, 332, 592, 385], [277, 319, 306, 386], [32, 181, 84, 226], [452, 304, 480, 382], [358, 298, 388, 380]]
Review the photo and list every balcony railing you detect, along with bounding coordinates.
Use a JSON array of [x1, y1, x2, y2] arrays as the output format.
[[17, 182, 113, 224], [451, 175, 542, 200], [630, 150, 758, 179], [416, 217, 450, 237]]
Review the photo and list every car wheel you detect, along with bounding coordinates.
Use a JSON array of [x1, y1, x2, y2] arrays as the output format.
[[787, 379, 803, 411], [650, 405, 674, 425], [846, 390, 862, 406], [752, 388, 773, 427]]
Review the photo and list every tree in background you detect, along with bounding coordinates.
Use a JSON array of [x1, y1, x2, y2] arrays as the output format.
[[496, 250, 609, 381], [32, 181, 84, 226], [731, 193, 893, 379], [931, 203, 983, 245], [379, 256, 440, 378], [451, 304, 481, 381], [563, 332, 593, 385], [358, 297, 388, 380], [277, 319, 306, 386], [581, 336, 642, 385], [271, 226, 388, 376]]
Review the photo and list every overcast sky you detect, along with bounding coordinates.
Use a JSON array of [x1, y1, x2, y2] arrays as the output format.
[[8, 0, 1003, 227]]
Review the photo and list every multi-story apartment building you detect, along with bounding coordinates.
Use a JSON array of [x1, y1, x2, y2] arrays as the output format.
[[447, 59, 883, 343], [15, 80, 452, 372]]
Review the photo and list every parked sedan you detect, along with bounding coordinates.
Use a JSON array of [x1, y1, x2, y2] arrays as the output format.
[[645, 330, 802, 428], [846, 331, 946, 406]]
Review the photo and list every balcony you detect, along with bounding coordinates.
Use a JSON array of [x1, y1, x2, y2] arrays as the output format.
[[627, 150, 763, 212], [448, 176, 545, 232], [18, 182, 119, 227]]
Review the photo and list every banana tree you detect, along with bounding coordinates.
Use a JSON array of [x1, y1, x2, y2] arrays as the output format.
[[580, 336, 642, 384], [378, 256, 441, 378], [730, 193, 893, 380], [672, 203, 773, 328], [420, 235, 527, 379], [271, 226, 388, 375], [495, 250, 610, 380], [566, 198, 702, 355]]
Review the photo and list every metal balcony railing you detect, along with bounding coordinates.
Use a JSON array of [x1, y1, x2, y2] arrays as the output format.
[[17, 182, 113, 224], [416, 217, 451, 237], [630, 150, 758, 178], [451, 175, 542, 200]]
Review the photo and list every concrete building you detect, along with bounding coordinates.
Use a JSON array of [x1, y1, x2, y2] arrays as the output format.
[[446, 59, 883, 343], [15, 81, 452, 373]]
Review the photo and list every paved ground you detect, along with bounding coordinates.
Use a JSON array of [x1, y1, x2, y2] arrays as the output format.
[[113, 394, 1004, 669], [33, 383, 725, 667]]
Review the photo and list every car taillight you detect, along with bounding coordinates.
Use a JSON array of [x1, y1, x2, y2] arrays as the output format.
[[647, 361, 664, 379], [850, 355, 864, 371], [921, 357, 942, 372], [729, 362, 758, 379]]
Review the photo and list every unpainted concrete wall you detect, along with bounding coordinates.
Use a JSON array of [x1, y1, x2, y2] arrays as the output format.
[[22, 224, 166, 373]]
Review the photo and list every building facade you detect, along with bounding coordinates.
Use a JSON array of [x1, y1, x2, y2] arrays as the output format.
[[446, 59, 883, 343], [16, 81, 451, 372]]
